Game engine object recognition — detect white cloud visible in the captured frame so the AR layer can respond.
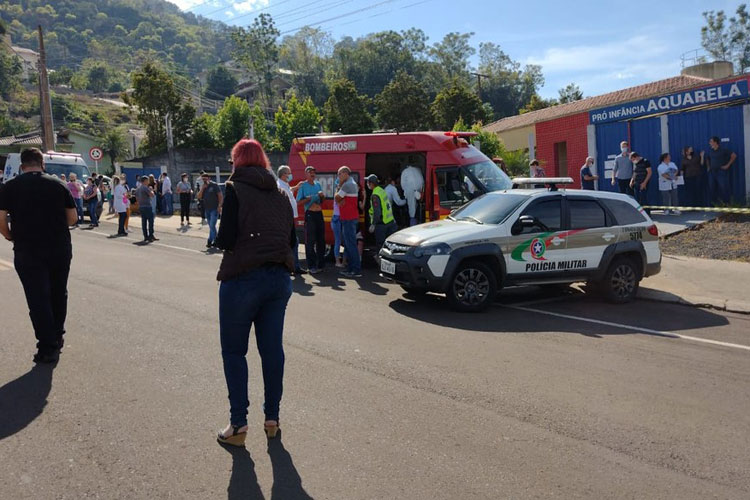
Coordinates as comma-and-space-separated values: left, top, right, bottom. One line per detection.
525, 33, 684, 99
233, 0, 270, 13
225, 10, 235, 18
169, 0, 210, 9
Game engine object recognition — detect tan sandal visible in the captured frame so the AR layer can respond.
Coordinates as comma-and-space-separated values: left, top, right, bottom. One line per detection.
217, 425, 247, 447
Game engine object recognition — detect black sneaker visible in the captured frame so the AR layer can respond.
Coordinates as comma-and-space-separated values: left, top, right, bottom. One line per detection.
293, 268, 307, 275
149, 236, 159, 241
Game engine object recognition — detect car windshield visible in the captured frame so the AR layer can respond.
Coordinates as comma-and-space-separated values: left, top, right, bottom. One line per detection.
449, 193, 527, 224
464, 159, 513, 192
44, 163, 90, 182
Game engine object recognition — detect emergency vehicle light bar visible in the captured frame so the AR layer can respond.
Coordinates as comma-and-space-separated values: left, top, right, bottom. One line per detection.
511, 177, 575, 191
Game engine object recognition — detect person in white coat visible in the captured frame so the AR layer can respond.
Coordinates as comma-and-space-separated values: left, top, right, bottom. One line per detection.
400, 165, 424, 226
657, 152, 681, 215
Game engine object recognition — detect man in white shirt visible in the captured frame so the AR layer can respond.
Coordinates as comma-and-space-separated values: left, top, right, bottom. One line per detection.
385, 175, 407, 228
161, 172, 173, 215
277, 165, 304, 274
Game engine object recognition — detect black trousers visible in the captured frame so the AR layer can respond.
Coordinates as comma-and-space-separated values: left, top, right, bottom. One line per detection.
617, 178, 634, 196
117, 211, 127, 234
179, 193, 191, 222
304, 211, 326, 270
14, 249, 72, 353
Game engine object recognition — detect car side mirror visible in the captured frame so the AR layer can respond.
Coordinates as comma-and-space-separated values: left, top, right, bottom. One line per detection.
511, 215, 537, 235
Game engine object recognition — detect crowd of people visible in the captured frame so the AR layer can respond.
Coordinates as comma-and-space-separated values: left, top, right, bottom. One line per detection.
577, 135, 737, 212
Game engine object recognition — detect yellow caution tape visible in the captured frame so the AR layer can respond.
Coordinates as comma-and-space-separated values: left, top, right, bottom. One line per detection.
641, 205, 750, 214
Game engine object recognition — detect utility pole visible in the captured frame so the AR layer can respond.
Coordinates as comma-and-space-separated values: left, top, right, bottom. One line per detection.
471, 72, 489, 101
37, 26, 55, 152
248, 114, 254, 140
165, 113, 176, 177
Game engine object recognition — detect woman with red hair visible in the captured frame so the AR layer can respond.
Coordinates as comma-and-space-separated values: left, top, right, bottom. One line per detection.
214, 138, 294, 445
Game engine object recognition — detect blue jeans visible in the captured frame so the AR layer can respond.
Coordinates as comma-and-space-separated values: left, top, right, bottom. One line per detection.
206, 209, 219, 244
74, 198, 83, 223
331, 215, 342, 259
709, 169, 731, 205
341, 219, 361, 273
219, 265, 292, 426
163, 192, 173, 215
87, 199, 98, 225
140, 206, 154, 239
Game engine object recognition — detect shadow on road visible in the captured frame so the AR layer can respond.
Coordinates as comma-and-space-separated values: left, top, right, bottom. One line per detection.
267, 431, 314, 500
222, 444, 265, 500
388, 286, 730, 338
0, 364, 55, 440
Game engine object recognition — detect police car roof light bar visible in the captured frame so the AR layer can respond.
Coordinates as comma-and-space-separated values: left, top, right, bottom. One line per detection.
511, 177, 575, 191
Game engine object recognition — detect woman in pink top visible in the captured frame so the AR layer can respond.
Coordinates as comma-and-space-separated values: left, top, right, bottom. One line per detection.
67, 173, 84, 226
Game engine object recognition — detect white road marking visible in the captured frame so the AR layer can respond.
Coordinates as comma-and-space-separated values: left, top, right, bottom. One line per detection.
504, 304, 750, 352
504, 294, 582, 308
82, 230, 211, 255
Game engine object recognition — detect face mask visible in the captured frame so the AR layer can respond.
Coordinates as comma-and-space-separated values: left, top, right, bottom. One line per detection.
287, 174, 293, 182
621, 147, 628, 153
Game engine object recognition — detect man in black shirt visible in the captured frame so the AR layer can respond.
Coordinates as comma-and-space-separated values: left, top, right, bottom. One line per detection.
0, 148, 78, 363
629, 151, 653, 213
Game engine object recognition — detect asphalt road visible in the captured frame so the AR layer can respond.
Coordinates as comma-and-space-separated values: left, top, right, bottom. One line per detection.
1, 224, 749, 499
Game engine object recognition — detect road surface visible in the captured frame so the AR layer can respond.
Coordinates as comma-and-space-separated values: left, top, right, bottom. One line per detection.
1, 226, 749, 499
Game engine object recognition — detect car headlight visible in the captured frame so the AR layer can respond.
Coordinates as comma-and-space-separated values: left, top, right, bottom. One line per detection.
413, 243, 451, 258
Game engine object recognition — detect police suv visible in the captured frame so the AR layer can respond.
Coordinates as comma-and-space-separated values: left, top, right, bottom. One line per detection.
379, 178, 662, 312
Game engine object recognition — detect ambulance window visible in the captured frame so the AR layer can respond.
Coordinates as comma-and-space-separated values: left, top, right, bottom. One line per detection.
601, 199, 647, 225
569, 199, 606, 229
436, 168, 471, 207
520, 199, 561, 233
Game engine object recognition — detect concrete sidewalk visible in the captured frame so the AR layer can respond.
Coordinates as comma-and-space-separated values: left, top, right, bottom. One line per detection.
640, 254, 750, 314
650, 210, 720, 237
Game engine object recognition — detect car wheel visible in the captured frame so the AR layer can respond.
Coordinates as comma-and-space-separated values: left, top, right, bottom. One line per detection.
601, 256, 640, 303
446, 260, 497, 312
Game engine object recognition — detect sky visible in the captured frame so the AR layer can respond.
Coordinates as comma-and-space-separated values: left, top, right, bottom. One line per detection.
170, 0, 745, 100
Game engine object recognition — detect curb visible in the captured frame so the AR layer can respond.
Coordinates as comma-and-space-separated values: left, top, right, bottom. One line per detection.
638, 289, 750, 315
97, 216, 210, 240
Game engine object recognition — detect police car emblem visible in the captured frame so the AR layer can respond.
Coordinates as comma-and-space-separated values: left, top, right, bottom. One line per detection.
530, 238, 546, 260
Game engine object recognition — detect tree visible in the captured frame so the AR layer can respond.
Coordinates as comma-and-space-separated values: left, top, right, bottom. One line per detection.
205, 65, 238, 100
231, 13, 280, 107
86, 62, 110, 93
429, 32, 475, 85
250, 102, 271, 149
0, 45, 22, 100
49, 67, 74, 86
478, 42, 544, 120
702, 5, 750, 73
558, 83, 583, 104
431, 79, 486, 130
323, 79, 374, 134
279, 27, 333, 107
375, 70, 431, 131
123, 62, 195, 155
187, 113, 217, 149
274, 94, 322, 152
100, 128, 130, 172
519, 94, 558, 114
213, 96, 252, 149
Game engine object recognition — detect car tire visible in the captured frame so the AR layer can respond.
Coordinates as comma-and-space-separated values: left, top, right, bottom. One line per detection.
600, 256, 640, 304
446, 260, 497, 312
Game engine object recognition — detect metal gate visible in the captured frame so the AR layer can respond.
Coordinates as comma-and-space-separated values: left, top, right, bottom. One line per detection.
121, 166, 163, 188
594, 121, 628, 193
668, 104, 746, 204
629, 117, 663, 206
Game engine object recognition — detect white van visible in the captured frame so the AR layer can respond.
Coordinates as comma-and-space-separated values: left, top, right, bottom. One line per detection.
2, 151, 92, 184
2, 152, 101, 219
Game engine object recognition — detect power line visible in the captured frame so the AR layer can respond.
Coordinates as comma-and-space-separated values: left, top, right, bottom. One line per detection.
279, 0, 401, 35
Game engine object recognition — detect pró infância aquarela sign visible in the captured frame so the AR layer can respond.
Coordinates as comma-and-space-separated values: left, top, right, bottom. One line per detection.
590, 80, 749, 124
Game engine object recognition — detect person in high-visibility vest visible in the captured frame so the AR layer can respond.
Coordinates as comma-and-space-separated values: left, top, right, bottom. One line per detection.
366, 174, 398, 250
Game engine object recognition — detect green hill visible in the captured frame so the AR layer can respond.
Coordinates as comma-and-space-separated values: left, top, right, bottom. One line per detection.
0, 0, 233, 76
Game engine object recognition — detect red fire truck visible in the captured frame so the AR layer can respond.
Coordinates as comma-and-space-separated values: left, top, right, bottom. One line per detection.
287, 131, 513, 246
